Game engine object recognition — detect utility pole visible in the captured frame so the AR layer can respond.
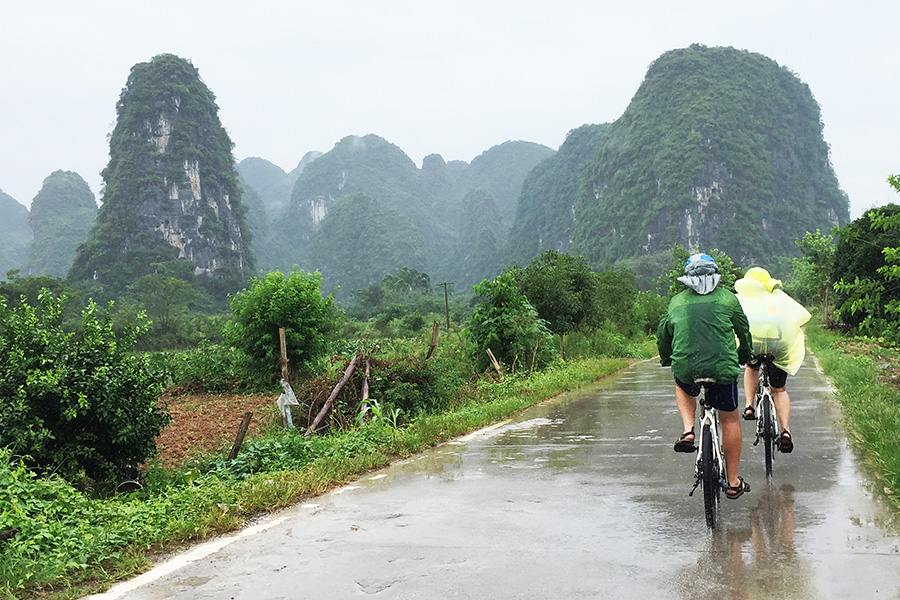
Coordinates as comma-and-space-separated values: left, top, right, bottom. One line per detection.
440, 282, 451, 329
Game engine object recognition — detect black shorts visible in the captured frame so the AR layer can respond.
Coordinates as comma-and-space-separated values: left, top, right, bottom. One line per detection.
747, 358, 788, 389
674, 377, 739, 412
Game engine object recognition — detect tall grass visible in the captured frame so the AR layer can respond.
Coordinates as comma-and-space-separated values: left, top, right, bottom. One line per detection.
805, 319, 900, 506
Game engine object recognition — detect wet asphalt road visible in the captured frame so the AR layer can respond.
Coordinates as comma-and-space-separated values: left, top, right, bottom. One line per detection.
89, 356, 900, 599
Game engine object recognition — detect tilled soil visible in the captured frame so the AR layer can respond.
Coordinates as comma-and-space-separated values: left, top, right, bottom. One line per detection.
154, 391, 282, 468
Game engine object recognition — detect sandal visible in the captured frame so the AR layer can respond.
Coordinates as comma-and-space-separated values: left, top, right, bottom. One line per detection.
725, 477, 750, 499
742, 405, 756, 420
779, 430, 793, 453
674, 428, 696, 453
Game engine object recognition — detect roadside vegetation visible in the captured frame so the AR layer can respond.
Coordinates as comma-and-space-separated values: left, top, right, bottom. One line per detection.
0, 251, 654, 600
8, 179, 900, 598
805, 320, 900, 506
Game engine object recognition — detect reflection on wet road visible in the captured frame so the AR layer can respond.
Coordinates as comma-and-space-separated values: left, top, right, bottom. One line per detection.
90, 357, 900, 599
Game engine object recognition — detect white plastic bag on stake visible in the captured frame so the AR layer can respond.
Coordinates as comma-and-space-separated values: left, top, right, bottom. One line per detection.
276, 378, 300, 428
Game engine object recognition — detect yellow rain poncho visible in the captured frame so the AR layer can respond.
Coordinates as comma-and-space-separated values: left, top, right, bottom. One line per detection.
735, 268, 811, 375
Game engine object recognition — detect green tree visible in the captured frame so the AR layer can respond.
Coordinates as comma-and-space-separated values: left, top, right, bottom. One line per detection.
789, 230, 836, 324
518, 250, 604, 355
467, 269, 557, 372
124, 274, 198, 349
223, 269, 343, 380
0, 290, 169, 481
594, 269, 641, 334
382, 267, 431, 298
832, 203, 900, 339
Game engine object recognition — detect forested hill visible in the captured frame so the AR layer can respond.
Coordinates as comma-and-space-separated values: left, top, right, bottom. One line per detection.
23, 170, 97, 279
563, 44, 849, 269
248, 135, 553, 295
69, 53, 254, 302
0, 190, 31, 278
505, 124, 611, 265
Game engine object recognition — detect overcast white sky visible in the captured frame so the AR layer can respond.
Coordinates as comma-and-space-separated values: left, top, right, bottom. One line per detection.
1, 0, 897, 219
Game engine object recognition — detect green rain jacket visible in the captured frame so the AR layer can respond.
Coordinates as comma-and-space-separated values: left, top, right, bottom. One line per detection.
657, 286, 752, 384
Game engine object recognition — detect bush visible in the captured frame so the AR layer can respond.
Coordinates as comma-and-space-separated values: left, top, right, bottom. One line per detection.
224, 269, 343, 382
467, 270, 557, 372
0, 291, 169, 481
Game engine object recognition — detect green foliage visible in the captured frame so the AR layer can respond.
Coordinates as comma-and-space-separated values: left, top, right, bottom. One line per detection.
571, 45, 848, 268
345, 267, 451, 330
0, 191, 30, 279
831, 204, 900, 341
0, 291, 169, 481
452, 189, 505, 288
224, 269, 343, 381
124, 274, 198, 348
23, 170, 97, 279
310, 193, 428, 299
805, 321, 900, 509
466, 269, 557, 372
787, 229, 836, 323
518, 250, 604, 335
506, 124, 610, 266
144, 342, 251, 393
367, 355, 456, 418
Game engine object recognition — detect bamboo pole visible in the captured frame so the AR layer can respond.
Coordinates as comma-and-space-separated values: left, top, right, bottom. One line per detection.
305, 353, 360, 438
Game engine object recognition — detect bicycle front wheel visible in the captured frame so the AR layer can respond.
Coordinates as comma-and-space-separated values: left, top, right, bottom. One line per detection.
700, 423, 719, 528
762, 396, 776, 477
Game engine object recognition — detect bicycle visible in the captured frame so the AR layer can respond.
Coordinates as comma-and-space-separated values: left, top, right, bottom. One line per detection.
688, 380, 728, 528
750, 354, 779, 477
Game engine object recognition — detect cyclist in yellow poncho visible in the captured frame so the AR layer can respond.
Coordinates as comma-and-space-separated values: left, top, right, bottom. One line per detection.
735, 267, 811, 453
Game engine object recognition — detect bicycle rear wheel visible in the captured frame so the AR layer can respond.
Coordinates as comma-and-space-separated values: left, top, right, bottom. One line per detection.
700, 423, 719, 528
762, 395, 776, 477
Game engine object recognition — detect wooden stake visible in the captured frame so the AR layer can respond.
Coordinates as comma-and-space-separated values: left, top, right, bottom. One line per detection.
306, 353, 360, 438
228, 412, 253, 460
279, 327, 289, 382
425, 321, 440, 359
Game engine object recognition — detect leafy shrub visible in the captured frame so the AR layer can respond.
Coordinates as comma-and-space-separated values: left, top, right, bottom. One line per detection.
466, 270, 557, 372
0, 291, 169, 481
145, 343, 254, 392
368, 355, 456, 417
224, 269, 343, 382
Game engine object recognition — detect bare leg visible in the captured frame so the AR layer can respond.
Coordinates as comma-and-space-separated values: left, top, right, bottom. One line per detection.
772, 387, 791, 432
743, 365, 759, 411
674, 384, 696, 436
720, 408, 743, 488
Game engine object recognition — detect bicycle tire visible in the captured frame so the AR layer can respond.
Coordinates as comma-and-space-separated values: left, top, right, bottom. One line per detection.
700, 423, 719, 528
762, 395, 775, 477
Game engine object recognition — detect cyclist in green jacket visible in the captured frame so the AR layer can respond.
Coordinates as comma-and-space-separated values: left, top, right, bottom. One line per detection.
658, 253, 753, 499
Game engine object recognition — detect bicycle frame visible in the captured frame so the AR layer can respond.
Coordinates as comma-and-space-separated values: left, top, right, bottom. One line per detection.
752, 356, 779, 476
689, 384, 728, 527
693, 397, 727, 489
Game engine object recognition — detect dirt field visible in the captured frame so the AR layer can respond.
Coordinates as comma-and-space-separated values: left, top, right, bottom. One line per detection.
154, 391, 282, 468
